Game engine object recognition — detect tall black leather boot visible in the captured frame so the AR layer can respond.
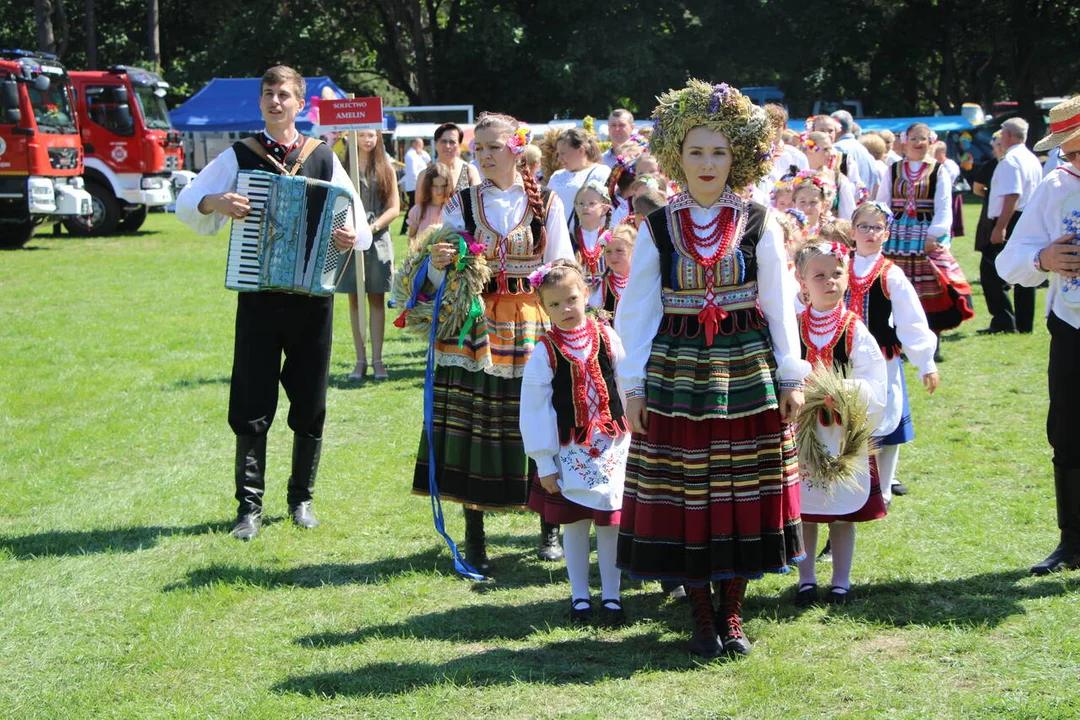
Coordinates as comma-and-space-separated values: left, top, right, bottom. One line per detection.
232, 435, 267, 540
687, 584, 721, 659
715, 577, 751, 657
1031, 466, 1080, 575
287, 435, 322, 529
537, 520, 563, 561
463, 507, 490, 575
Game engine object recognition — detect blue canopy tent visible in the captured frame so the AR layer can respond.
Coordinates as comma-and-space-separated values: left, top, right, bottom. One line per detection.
170, 76, 396, 133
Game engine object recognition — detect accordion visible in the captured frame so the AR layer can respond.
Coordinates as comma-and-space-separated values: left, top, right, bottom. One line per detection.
226, 169, 353, 296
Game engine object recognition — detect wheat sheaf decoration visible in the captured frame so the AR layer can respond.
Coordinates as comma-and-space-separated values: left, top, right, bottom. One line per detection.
794, 365, 876, 492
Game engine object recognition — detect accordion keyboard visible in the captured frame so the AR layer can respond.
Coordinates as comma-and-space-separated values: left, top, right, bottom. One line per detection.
225, 172, 273, 290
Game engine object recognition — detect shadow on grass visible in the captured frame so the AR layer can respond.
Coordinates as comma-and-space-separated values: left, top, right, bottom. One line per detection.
163, 548, 448, 591
328, 365, 427, 389
0, 521, 227, 559
277, 634, 705, 696
166, 376, 231, 390
825, 569, 1080, 628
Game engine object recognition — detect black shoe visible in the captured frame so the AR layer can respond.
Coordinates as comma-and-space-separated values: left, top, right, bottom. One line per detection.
289, 501, 319, 529
231, 512, 261, 540
891, 481, 909, 496
537, 520, 563, 561
1031, 534, 1080, 576
721, 628, 752, 657
599, 598, 627, 627
463, 508, 491, 576
570, 598, 593, 624
827, 585, 852, 605
817, 540, 833, 563
690, 633, 723, 659
794, 582, 819, 607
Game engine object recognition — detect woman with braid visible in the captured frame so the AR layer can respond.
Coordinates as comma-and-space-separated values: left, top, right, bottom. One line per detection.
410, 112, 573, 574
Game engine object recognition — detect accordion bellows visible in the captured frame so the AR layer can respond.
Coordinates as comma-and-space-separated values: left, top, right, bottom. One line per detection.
226, 169, 353, 296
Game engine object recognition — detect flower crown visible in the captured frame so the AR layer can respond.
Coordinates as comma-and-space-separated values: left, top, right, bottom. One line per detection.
862, 201, 894, 225
528, 262, 554, 287
793, 169, 833, 193
815, 241, 850, 264
900, 128, 938, 144
580, 178, 612, 204
801, 133, 818, 151
785, 207, 809, 228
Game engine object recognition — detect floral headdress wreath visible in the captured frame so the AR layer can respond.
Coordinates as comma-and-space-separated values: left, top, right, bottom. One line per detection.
793, 169, 834, 196
800, 133, 818, 152
581, 178, 613, 205
899, 128, 938, 144
863, 201, 894, 226
648, 79, 773, 189
607, 156, 636, 206
815, 241, 850, 265
785, 207, 809, 228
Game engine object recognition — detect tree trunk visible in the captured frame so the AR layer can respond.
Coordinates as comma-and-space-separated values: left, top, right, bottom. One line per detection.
85, 0, 97, 69
35, 0, 56, 54
148, 0, 161, 70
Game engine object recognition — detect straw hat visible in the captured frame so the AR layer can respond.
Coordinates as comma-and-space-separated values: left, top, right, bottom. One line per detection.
1034, 96, 1080, 152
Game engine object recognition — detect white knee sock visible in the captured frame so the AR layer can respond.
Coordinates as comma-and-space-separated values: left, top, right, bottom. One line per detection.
829, 521, 856, 590
595, 524, 621, 603
562, 520, 593, 601
878, 444, 900, 504
799, 522, 819, 586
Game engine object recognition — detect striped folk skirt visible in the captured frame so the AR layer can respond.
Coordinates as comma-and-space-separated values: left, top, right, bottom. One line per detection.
616, 318, 805, 585
883, 217, 974, 333
412, 290, 547, 511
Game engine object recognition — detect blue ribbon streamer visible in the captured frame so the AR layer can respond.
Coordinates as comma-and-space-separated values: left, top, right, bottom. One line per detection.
423, 262, 486, 580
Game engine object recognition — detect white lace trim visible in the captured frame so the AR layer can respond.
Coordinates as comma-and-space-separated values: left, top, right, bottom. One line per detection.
434, 352, 528, 379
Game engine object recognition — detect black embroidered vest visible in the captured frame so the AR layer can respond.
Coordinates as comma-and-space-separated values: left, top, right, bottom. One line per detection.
542, 329, 627, 446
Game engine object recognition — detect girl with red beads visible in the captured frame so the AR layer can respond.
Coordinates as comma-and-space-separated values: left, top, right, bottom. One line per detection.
791, 241, 888, 607
615, 81, 809, 660
570, 180, 614, 309
522, 259, 631, 626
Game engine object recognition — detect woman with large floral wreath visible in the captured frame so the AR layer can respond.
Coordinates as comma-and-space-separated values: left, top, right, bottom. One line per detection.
615, 80, 809, 660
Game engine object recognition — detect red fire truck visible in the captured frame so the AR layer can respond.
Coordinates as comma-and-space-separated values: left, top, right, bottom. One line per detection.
65, 65, 183, 235
0, 49, 92, 249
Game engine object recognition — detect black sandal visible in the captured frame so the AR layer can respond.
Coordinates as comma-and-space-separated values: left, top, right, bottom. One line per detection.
569, 597, 593, 623
794, 582, 819, 607
598, 598, 626, 627
827, 585, 852, 605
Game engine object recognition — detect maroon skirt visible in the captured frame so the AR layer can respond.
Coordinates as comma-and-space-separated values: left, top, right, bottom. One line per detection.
527, 475, 621, 526
616, 409, 805, 585
802, 455, 887, 524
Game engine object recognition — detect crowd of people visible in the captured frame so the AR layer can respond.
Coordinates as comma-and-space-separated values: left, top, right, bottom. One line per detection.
176, 66, 1080, 662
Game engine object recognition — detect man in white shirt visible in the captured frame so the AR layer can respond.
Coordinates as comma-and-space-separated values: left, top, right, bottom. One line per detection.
176, 66, 369, 540
995, 95, 1080, 575
402, 137, 431, 235
601, 109, 634, 167
832, 110, 876, 194
983, 117, 1044, 333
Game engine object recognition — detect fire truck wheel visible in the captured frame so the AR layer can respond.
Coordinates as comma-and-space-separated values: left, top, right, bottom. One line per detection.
63, 182, 120, 236
117, 206, 148, 233
0, 219, 36, 249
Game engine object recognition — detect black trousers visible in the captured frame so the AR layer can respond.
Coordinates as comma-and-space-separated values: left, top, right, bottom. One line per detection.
980, 213, 1035, 332
228, 292, 333, 439
1048, 313, 1080, 469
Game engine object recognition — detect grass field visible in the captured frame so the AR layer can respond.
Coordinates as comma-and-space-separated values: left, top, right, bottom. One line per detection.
1, 201, 1078, 719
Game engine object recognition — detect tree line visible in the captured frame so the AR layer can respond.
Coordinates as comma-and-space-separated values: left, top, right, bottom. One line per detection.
8, 0, 1080, 124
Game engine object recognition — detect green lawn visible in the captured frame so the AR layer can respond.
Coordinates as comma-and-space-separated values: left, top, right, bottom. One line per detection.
1, 202, 1077, 719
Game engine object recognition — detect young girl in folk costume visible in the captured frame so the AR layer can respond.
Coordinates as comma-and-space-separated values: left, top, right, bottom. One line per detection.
339, 129, 401, 380
408, 112, 573, 574
571, 180, 614, 305
803, 131, 856, 220
846, 202, 939, 503
406, 163, 454, 241
792, 171, 835, 239
607, 155, 638, 227
792, 241, 888, 606
596, 224, 636, 314
522, 260, 631, 625
876, 122, 974, 350
616, 81, 808, 660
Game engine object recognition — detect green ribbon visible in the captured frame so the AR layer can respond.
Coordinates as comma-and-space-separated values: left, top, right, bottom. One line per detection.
451, 233, 485, 348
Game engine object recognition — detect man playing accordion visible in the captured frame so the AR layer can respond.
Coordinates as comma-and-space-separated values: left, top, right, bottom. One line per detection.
177, 65, 370, 540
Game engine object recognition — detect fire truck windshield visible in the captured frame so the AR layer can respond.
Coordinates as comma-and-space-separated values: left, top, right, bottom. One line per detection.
133, 86, 172, 130
29, 77, 77, 134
